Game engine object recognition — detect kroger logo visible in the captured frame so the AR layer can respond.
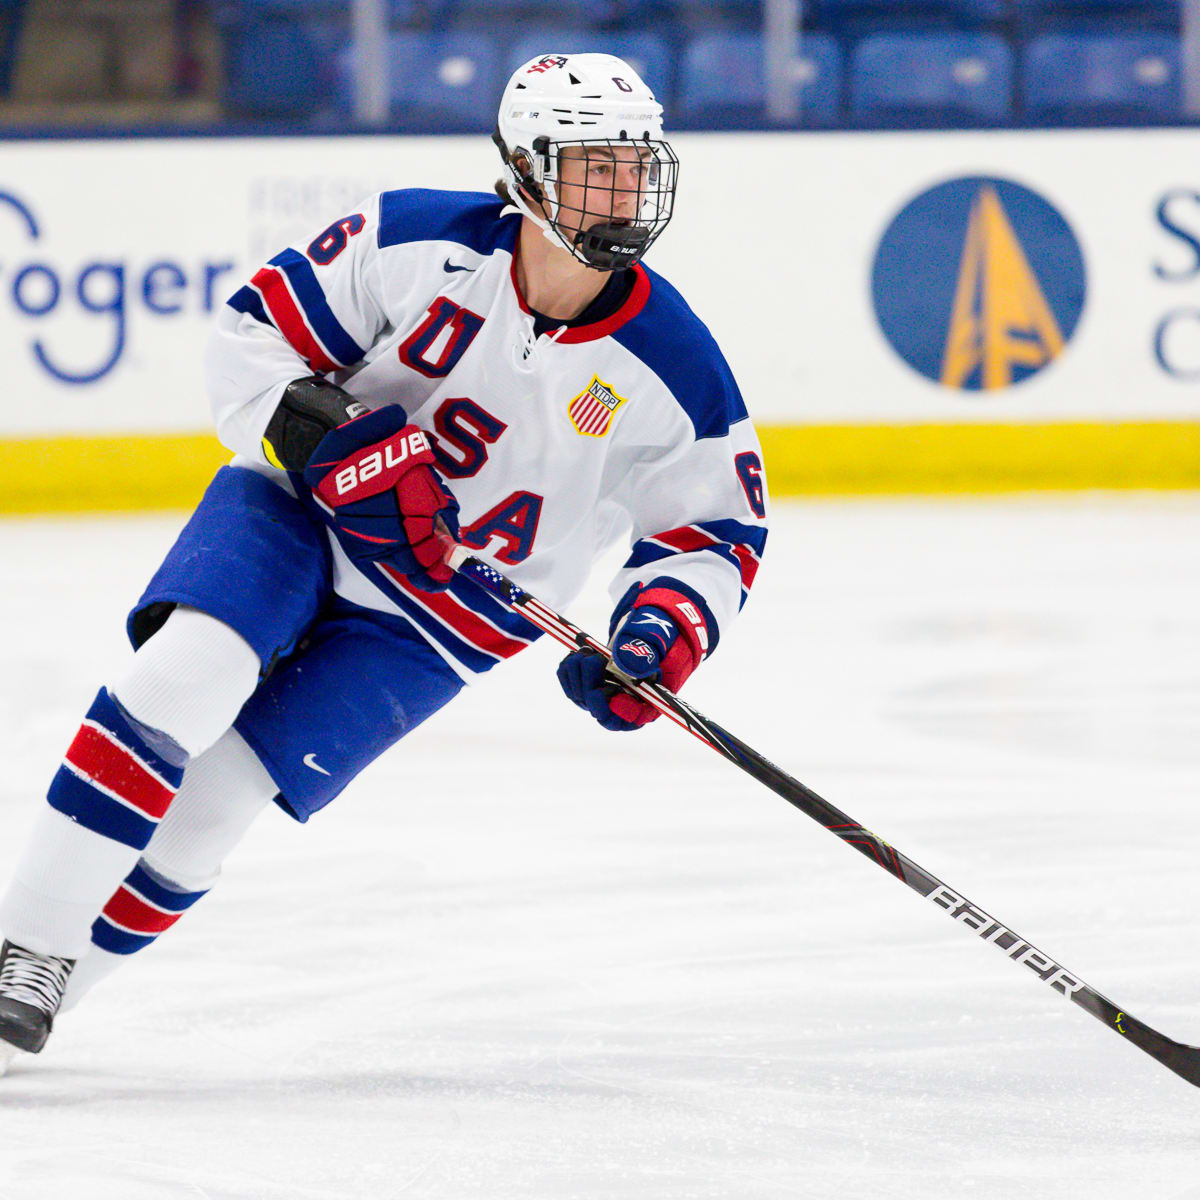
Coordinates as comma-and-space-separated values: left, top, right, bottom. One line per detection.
871, 176, 1086, 391
0, 190, 236, 385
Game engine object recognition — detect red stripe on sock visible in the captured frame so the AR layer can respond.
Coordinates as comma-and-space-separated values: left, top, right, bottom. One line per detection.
102, 886, 182, 935
64, 726, 176, 819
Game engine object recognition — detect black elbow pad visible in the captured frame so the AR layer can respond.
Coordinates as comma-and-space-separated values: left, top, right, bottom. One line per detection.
262, 376, 367, 471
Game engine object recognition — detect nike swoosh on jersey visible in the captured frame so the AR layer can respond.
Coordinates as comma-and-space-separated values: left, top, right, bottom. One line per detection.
443, 259, 475, 273
303, 753, 332, 776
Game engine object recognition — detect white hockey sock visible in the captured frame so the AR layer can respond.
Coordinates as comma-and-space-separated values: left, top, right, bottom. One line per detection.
0, 807, 142, 959
59, 730, 278, 1013
110, 605, 262, 761
0, 608, 262, 961
142, 728, 278, 882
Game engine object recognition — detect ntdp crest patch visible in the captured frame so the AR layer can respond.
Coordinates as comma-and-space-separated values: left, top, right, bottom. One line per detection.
568, 374, 628, 437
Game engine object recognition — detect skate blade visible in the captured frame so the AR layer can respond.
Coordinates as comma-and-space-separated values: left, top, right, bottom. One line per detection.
0, 1040, 19, 1077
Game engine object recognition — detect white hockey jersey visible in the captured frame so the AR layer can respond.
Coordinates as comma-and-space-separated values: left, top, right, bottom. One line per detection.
206, 189, 768, 680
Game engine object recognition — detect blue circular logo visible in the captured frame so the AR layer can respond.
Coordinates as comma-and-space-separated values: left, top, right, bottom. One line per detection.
871, 176, 1086, 391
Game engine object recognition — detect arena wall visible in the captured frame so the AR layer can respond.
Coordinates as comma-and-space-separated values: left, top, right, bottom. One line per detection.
0, 129, 1197, 512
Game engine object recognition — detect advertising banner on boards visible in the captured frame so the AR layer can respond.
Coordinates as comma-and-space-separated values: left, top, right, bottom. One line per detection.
0, 129, 1196, 503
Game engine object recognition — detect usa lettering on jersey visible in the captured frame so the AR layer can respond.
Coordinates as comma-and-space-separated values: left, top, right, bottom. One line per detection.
209, 188, 769, 680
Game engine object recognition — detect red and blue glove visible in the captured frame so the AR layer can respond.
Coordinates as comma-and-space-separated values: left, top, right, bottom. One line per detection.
557, 586, 709, 731
302, 406, 460, 591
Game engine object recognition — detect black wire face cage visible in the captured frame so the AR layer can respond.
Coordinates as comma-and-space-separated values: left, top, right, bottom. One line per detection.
525, 135, 679, 272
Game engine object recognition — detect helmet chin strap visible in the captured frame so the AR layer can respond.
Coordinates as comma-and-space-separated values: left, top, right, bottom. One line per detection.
503, 150, 658, 272
574, 222, 651, 272
505, 166, 597, 268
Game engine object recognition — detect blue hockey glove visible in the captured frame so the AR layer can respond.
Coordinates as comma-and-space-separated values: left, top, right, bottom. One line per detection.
557, 586, 709, 731
302, 406, 460, 591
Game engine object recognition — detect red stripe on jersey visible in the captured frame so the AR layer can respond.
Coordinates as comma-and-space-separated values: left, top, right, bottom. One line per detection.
63, 726, 176, 819
250, 266, 340, 374
653, 524, 759, 591
102, 886, 182, 935
729, 543, 759, 591
651, 526, 715, 555
381, 566, 530, 659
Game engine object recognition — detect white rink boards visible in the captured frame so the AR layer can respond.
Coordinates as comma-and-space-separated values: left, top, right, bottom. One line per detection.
2, 128, 1200, 432
2, 129, 1200, 512
0, 496, 1197, 1199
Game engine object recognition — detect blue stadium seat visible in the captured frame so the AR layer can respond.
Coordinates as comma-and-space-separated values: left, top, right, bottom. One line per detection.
222, 17, 334, 119
658, 0, 761, 13
502, 33, 674, 108
0, 0, 26, 99
443, 0, 621, 18
1011, 0, 1177, 29
678, 32, 843, 126
530, 0, 627, 19
219, 0, 335, 10
850, 32, 1012, 126
814, 0, 1008, 29
644, 0, 769, 33
387, 0, 451, 21
218, 1, 451, 27
335, 32, 502, 131
1022, 33, 1180, 123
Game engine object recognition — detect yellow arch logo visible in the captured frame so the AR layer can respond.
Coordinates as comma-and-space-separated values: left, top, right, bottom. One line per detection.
872, 176, 1085, 392
941, 185, 1065, 390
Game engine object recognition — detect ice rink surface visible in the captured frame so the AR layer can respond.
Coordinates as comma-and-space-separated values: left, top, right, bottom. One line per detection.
0, 495, 1197, 1200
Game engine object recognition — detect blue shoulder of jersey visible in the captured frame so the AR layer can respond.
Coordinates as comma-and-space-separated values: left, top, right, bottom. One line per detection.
613, 266, 750, 442
377, 189, 520, 257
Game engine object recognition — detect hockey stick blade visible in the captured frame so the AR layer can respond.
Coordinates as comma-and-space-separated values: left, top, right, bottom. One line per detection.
447, 547, 1200, 1088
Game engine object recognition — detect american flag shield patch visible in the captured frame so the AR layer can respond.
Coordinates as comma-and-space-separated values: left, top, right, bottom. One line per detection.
567, 375, 628, 437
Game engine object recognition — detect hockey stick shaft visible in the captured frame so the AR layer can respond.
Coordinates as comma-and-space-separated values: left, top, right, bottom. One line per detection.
448, 547, 1200, 1088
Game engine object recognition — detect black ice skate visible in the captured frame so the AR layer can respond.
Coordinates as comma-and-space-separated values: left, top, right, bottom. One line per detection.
0, 939, 75, 1057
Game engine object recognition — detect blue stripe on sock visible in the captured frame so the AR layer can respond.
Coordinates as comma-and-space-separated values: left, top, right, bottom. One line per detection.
47, 766, 157, 849
90, 916, 156, 955
126, 862, 207, 913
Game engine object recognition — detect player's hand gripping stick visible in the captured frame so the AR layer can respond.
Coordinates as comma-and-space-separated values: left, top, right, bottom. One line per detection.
557, 589, 706, 731
303, 407, 460, 591
443, 543, 1200, 1090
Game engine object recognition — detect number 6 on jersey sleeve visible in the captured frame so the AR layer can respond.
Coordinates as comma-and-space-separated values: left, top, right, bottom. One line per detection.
735, 452, 766, 519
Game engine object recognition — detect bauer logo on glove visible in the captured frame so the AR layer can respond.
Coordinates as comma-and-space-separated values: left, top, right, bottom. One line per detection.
328, 430, 434, 500
301, 406, 460, 592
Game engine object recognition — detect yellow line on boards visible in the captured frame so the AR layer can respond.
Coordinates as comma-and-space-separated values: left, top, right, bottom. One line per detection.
758, 421, 1200, 495
0, 433, 232, 515
0, 422, 1197, 515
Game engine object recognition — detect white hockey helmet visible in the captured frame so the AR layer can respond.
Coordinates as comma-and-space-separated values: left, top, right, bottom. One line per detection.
493, 52, 679, 271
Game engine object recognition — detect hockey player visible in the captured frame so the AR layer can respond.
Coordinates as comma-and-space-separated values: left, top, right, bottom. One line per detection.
0, 52, 768, 1070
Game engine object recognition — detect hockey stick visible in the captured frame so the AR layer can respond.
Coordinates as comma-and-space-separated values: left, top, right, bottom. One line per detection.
447, 546, 1200, 1088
